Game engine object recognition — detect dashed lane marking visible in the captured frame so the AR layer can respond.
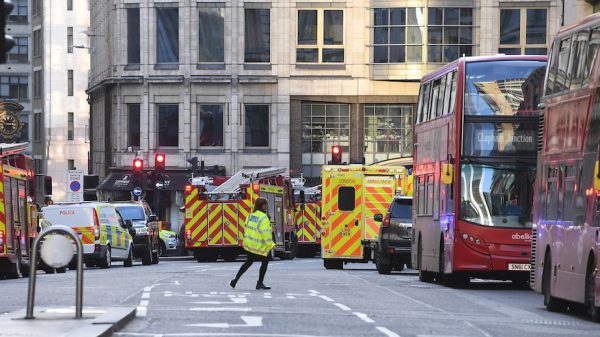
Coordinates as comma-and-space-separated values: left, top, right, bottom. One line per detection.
333, 303, 351, 311
318, 295, 334, 302
353, 312, 375, 324
115, 333, 336, 337
189, 307, 252, 312
377, 327, 401, 337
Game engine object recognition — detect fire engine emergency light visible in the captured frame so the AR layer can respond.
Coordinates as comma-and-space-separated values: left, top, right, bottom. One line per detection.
40, 234, 74, 268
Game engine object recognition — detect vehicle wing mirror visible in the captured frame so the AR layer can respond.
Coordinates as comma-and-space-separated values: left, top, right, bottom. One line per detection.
123, 219, 133, 228
128, 227, 136, 237
442, 163, 454, 185
149, 214, 158, 222
374, 213, 383, 222
594, 161, 600, 190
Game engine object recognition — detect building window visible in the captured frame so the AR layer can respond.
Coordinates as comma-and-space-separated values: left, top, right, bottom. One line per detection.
9, 0, 27, 24
244, 8, 270, 63
0, 76, 28, 100
127, 7, 140, 65
199, 104, 224, 147
8, 37, 28, 63
364, 104, 413, 165
67, 70, 73, 96
499, 8, 547, 55
67, 112, 74, 140
68, 160, 75, 170
427, 7, 473, 62
67, 0, 72, 11
198, 6, 224, 63
158, 104, 179, 147
128, 104, 140, 147
33, 70, 42, 98
33, 30, 42, 57
34, 113, 42, 141
156, 7, 179, 64
244, 104, 269, 147
19, 113, 28, 142
67, 27, 73, 53
301, 103, 350, 180
33, 0, 42, 17
297, 9, 344, 63
373, 8, 423, 63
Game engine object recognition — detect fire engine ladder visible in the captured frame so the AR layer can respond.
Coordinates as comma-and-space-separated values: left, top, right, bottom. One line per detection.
207, 167, 287, 195
0, 142, 27, 157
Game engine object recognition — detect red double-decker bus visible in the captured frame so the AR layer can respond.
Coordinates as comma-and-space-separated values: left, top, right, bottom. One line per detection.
530, 13, 600, 321
411, 55, 546, 286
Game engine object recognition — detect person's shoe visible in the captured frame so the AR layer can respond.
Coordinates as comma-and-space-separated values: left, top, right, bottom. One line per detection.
256, 283, 271, 290
230, 279, 237, 288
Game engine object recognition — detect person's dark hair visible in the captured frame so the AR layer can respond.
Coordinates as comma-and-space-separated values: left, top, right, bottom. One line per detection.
253, 198, 268, 213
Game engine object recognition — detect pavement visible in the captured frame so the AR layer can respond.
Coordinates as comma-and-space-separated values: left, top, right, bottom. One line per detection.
1, 257, 599, 337
0, 306, 135, 337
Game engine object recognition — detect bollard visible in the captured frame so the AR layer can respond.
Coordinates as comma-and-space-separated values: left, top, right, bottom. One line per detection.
25, 225, 84, 319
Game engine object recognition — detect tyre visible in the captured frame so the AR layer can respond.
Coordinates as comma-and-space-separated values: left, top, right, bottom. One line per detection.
543, 252, 564, 312
56, 267, 66, 273
159, 241, 166, 257
323, 259, 343, 270
586, 258, 600, 322
152, 245, 160, 264
375, 251, 392, 275
85, 261, 96, 268
98, 246, 112, 269
418, 239, 434, 283
282, 236, 298, 260
6, 246, 22, 279
393, 264, 405, 272
142, 245, 153, 265
124, 247, 133, 268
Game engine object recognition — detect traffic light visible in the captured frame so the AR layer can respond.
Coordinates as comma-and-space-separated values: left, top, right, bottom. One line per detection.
331, 145, 342, 165
44, 176, 52, 196
155, 152, 165, 172
133, 158, 143, 172
132, 158, 143, 189
0, 1, 15, 64
187, 157, 199, 174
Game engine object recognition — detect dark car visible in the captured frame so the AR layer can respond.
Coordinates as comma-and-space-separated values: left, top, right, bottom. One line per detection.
114, 201, 160, 265
373, 196, 413, 274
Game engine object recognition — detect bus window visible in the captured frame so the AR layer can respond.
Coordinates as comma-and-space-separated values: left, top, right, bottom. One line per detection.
420, 84, 431, 124
426, 174, 434, 216
545, 41, 558, 95
416, 87, 425, 124
546, 166, 559, 221
417, 175, 426, 216
429, 80, 440, 121
563, 165, 576, 221
448, 71, 457, 115
436, 76, 446, 118
337, 187, 355, 211
583, 28, 600, 87
569, 31, 589, 90
554, 37, 572, 93
443, 72, 452, 116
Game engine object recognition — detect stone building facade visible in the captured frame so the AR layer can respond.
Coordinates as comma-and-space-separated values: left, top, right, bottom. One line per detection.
88, 0, 561, 230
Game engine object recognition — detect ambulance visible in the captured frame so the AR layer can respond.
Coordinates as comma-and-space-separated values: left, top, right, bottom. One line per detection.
184, 167, 299, 261
294, 184, 322, 258
320, 165, 408, 269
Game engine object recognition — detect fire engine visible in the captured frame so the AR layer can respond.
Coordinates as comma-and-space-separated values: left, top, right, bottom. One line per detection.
0, 143, 39, 279
184, 167, 299, 262
293, 182, 322, 258
320, 165, 408, 269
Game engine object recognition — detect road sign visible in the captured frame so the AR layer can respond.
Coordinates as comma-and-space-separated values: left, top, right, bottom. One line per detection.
132, 186, 143, 196
66, 170, 84, 202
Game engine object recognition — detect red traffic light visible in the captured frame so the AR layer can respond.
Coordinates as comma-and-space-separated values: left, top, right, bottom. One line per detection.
133, 158, 143, 171
155, 152, 166, 172
332, 145, 342, 164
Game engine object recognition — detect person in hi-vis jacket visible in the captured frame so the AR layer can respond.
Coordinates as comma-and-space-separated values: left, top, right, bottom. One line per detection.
230, 198, 275, 290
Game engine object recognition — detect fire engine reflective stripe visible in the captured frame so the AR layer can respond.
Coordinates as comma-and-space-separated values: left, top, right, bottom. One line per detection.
364, 184, 394, 240
70, 226, 95, 244
0, 178, 6, 255
189, 201, 209, 246
294, 209, 304, 242
222, 204, 239, 245
299, 204, 318, 243
208, 204, 223, 245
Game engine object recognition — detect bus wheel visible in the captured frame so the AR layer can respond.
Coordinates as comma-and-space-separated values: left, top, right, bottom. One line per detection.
543, 253, 564, 312
586, 258, 600, 322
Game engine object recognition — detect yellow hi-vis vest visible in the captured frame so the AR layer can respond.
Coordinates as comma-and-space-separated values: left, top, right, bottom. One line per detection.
243, 210, 276, 257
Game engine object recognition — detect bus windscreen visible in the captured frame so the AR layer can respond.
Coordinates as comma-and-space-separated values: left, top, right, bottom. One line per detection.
464, 60, 546, 116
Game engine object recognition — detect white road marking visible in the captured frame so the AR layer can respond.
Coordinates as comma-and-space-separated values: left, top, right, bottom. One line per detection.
135, 306, 147, 318
353, 312, 375, 323
141, 292, 150, 299
286, 295, 295, 299
143, 287, 152, 292
139, 300, 149, 307
463, 321, 493, 337
308, 290, 320, 295
191, 297, 248, 304
319, 295, 334, 302
115, 332, 335, 337
377, 327, 400, 337
333, 303, 351, 311
186, 316, 263, 328
190, 307, 252, 312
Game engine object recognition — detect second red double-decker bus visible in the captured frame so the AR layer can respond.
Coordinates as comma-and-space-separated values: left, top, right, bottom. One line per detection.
411, 55, 546, 286
531, 13, 600, 322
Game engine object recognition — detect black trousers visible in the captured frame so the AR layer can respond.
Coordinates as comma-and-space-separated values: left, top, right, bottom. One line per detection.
235, 251, 269, 284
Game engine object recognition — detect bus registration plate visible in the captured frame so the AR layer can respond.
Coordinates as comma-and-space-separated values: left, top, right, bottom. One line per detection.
508, 263, 531, 271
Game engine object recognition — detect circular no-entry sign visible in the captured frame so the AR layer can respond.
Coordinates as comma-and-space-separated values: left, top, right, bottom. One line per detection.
69, 181, 81, 192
